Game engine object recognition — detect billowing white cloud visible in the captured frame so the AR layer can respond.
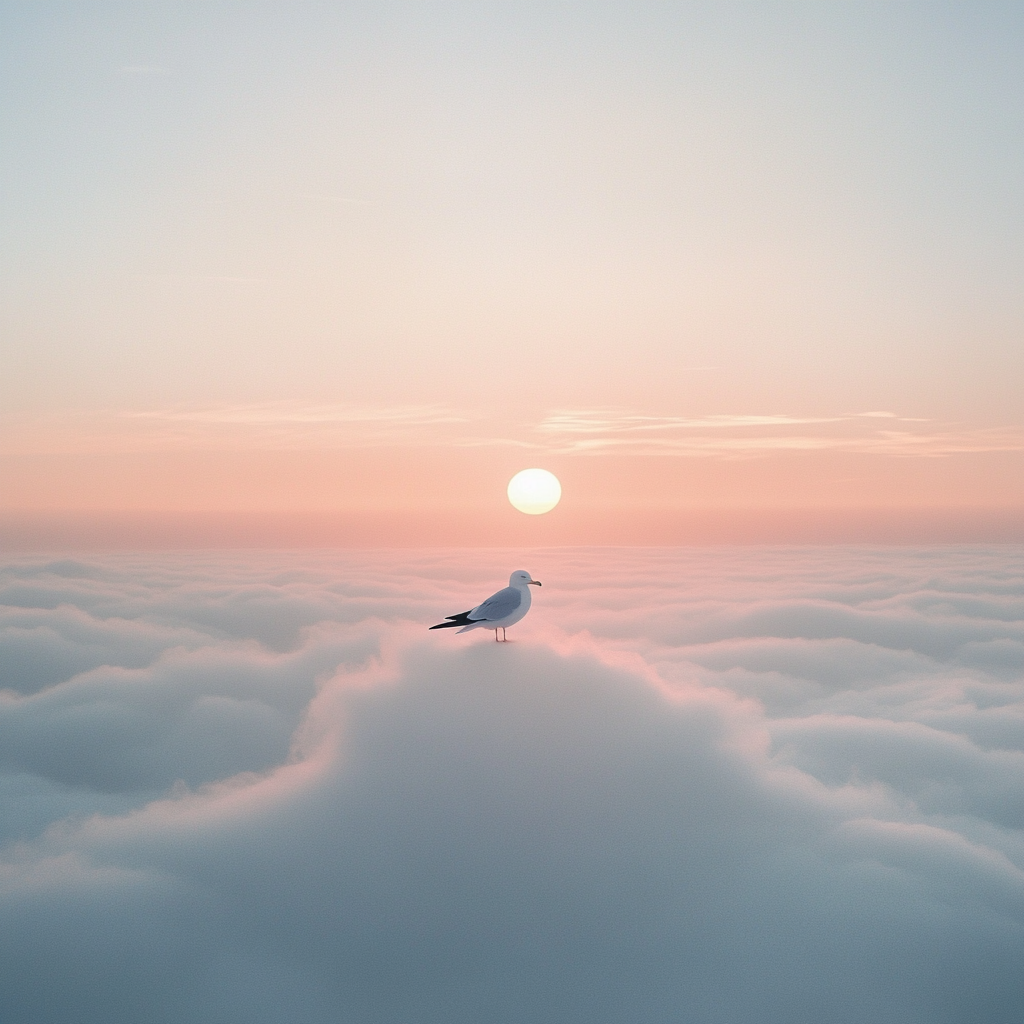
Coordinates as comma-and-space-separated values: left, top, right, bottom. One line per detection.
1, 548, 1023, 1022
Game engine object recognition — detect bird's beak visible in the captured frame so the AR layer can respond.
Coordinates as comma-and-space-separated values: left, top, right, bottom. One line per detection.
529, 580, 542, 586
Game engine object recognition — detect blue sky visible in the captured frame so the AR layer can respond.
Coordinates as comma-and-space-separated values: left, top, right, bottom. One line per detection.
3, 2, 1023, 416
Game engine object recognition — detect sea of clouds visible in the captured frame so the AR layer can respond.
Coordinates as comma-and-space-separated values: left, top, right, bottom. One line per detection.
1, 546, 1023, 1023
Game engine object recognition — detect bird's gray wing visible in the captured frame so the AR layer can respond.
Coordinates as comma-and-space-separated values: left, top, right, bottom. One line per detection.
470, 586, 522, 621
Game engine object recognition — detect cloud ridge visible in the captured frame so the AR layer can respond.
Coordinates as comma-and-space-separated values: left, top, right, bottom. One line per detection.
1, 547, 1023, 1022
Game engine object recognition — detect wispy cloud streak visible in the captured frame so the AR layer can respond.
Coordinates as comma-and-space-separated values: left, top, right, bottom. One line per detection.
535, 409, 1024, 457
2, 404, 471, 454
4, 404, 1024, 461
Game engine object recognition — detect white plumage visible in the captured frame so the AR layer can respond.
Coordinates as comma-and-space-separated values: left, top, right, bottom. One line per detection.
429, 570, 542, 642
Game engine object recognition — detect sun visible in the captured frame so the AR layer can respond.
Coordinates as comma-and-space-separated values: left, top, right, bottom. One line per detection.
507, 468, 562, 515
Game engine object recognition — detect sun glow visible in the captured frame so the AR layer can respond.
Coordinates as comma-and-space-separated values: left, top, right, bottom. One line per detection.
507, 468, 562, 515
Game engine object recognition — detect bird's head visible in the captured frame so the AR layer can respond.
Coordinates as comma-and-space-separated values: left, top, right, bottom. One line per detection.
510, 570, 542, 587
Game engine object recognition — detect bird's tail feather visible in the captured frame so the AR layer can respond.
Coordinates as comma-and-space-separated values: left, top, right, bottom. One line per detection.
429, 610, 476, 630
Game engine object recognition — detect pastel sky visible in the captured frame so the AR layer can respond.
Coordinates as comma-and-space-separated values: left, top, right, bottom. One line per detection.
2, 2, 1023, 545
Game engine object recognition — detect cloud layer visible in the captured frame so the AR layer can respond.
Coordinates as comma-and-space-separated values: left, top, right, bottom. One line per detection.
1, 547, 1023, 1022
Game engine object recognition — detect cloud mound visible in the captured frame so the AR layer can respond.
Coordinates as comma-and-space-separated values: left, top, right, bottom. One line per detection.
1, 548, 1023, 1023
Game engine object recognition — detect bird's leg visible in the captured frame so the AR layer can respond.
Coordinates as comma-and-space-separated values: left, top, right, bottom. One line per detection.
501, 627, 507, 642
494, 629, 499, 642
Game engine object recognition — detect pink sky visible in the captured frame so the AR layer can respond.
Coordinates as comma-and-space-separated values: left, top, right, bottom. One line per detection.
2, 5, 1022, 546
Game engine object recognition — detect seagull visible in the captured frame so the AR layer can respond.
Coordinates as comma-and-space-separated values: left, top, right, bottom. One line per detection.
429, 570, 542, 642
